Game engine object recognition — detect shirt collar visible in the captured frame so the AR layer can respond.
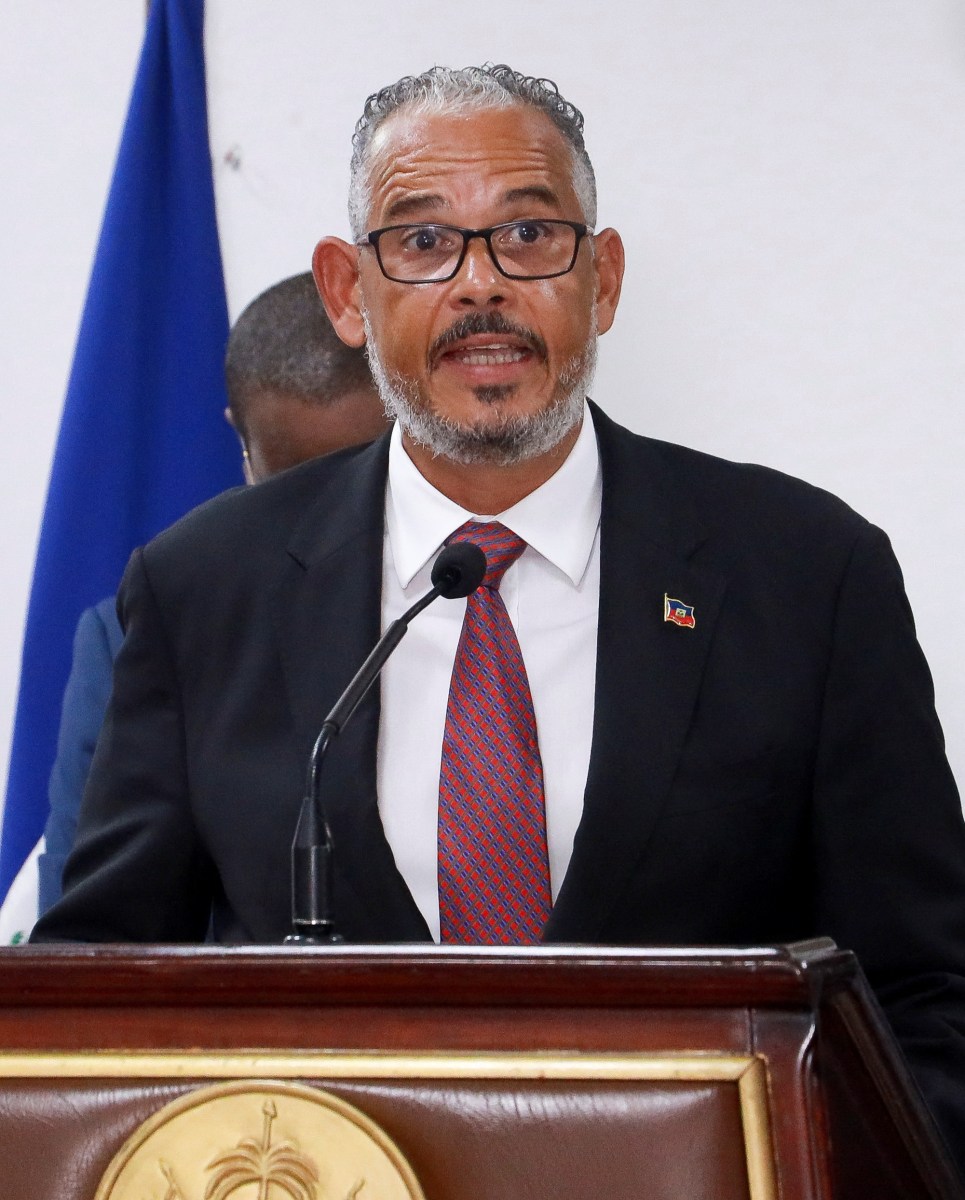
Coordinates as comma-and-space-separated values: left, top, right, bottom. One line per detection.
386, 402, 602, 589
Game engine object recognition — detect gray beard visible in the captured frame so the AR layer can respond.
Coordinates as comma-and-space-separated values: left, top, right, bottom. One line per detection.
362, 309, 597, 467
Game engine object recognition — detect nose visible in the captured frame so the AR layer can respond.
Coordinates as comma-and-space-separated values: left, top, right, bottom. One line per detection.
450, 233, 507, 308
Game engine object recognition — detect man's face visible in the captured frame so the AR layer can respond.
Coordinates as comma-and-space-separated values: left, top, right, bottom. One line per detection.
354, 105, 615, 462
231, 390, 390, 484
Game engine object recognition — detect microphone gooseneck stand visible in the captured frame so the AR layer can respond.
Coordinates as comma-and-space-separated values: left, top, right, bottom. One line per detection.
286, 540, 487, 944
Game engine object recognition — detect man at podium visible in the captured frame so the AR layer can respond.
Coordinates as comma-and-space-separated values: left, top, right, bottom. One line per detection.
33, 64, 965, 1173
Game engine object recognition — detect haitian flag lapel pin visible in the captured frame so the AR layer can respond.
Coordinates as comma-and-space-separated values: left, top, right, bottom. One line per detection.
664, 594, 696, 629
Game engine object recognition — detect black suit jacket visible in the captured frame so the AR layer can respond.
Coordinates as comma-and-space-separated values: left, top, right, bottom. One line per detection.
34, 405, 965, 1170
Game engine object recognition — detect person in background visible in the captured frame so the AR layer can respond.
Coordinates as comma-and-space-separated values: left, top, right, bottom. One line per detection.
35, 272, 387, 913
223, 272, 386, 483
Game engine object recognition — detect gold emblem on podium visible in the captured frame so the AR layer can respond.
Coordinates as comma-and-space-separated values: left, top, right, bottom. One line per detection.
93, 1080, 425, 1200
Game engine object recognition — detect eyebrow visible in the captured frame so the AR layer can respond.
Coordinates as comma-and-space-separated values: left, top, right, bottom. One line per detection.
382, 185, 565, 225
383, 193, 448, 222
503, 186, 563, 210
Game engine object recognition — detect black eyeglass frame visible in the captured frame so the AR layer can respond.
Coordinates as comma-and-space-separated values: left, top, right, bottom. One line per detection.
357, 219, 592, 284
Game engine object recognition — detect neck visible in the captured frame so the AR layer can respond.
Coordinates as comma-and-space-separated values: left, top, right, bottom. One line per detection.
401, 421, 581, 514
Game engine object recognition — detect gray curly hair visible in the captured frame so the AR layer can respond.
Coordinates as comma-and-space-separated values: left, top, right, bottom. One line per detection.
347, 64, 597, 238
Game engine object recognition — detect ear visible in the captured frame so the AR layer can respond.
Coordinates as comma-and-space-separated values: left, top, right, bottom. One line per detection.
222, 406, 254, 484
590, 227, 625, 336
313, 237, 366, 347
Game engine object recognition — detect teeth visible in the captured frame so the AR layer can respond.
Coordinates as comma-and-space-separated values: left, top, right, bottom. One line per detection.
456, 347, 526, 366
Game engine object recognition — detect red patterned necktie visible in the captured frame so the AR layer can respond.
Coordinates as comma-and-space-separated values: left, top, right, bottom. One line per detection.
438, 520, 551, 944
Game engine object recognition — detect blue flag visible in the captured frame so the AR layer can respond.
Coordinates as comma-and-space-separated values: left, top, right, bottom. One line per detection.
0, 0, 242, 902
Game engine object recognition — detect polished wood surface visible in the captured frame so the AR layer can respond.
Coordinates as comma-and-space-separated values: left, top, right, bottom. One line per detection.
0, 939, 853, 1009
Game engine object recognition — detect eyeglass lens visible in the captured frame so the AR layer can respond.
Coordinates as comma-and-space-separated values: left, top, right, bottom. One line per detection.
376, 221, 580, 281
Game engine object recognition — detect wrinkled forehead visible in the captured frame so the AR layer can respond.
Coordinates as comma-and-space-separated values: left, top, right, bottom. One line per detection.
362, 103, 584, 226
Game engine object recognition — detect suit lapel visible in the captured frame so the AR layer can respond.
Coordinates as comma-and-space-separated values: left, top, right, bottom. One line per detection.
546, 407, 728, 942
272, 437, 431, 941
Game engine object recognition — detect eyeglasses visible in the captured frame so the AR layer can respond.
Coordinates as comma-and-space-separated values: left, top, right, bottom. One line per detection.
358, 219, 591, 284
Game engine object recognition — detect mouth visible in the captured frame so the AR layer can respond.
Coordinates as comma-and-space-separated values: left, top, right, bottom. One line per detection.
429, 316, 546, 385
441, 339, 532, 368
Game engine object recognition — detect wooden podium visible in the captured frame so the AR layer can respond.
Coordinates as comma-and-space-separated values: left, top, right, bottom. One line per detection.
0, 939, 959, 1198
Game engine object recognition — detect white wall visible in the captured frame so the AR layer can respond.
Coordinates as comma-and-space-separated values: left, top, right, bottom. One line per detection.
2, 1, 963, 809
0, 2, 144, 806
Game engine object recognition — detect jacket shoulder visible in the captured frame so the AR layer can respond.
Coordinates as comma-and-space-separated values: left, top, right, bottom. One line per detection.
592, 404, 873, 546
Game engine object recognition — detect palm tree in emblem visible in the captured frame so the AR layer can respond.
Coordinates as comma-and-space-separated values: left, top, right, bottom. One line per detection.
205, 1099, 319, 1200
158, 1160, 186, 1200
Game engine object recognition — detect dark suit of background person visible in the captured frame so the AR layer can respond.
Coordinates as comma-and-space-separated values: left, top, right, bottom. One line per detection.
31, 65, 965, 1174
37, 598, 122, 914
35, 272, 387, 914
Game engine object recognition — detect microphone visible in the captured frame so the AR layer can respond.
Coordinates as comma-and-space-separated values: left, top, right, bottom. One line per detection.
286, 538, 487, 944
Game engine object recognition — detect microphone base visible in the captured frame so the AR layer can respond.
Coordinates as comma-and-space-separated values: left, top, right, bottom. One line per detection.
284, 926, 344, 946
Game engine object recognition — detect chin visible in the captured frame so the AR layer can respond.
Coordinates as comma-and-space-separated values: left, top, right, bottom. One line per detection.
396, 384, 585, 467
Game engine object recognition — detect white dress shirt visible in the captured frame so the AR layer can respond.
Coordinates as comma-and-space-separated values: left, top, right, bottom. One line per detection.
377, 403, 602, 940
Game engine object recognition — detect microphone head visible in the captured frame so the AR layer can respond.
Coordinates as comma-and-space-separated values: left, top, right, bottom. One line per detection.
431, 541, 487, 599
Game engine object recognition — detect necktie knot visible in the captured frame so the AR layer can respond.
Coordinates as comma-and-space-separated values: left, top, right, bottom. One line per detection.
448, 521, 526, 590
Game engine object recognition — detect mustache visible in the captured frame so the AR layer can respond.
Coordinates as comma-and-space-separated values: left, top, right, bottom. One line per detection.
429, 313, 547, 364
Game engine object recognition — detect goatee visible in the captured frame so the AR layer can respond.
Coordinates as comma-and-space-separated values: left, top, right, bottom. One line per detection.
362, 308, 597, 467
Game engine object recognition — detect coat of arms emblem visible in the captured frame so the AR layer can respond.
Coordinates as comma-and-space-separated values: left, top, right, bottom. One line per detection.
93, 1080, 424, 1200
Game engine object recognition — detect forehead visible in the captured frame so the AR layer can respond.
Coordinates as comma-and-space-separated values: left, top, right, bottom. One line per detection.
363, 104, 582, 225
